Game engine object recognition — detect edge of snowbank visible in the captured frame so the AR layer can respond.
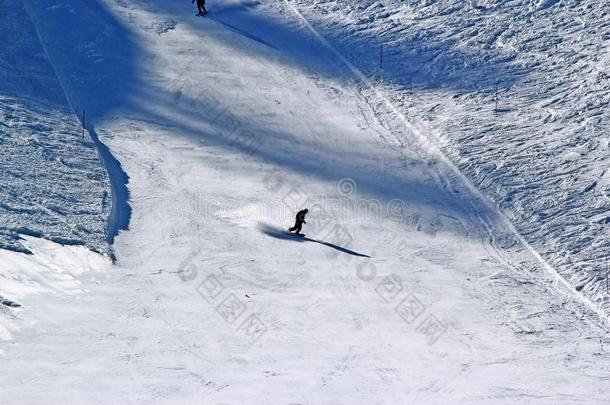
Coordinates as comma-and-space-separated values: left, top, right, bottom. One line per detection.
85, 126, 131, 255
22, 1, 131, 259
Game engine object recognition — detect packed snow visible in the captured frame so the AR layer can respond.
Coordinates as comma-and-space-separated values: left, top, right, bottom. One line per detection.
1, 0, 609, 403
276, 0, 610, 314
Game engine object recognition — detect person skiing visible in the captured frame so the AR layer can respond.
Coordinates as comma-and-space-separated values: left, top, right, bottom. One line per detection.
193, 0, 207, 16
288, 208, 308, 235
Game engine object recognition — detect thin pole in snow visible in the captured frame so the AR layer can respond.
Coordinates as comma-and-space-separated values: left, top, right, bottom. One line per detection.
606, 257, 610, 295
494, 83, 499, 114
82, 109, 86, 139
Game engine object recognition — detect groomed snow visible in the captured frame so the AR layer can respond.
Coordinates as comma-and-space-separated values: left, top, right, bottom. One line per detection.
1, 0, 609, 403
277, 0, 610, 315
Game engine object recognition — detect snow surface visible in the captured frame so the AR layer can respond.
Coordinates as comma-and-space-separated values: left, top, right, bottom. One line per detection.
0, 0, 111, 254
276, 0, 610, 314
1, 0, 610, 403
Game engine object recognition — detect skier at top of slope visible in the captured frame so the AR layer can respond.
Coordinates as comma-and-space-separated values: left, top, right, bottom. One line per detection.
193, 0, 207, 16
288, 208, 308, 236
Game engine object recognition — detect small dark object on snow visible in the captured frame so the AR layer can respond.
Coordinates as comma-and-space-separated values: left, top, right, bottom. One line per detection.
288, 208, 308, 236
1, 297, 21, 308
193, 0, 207, 16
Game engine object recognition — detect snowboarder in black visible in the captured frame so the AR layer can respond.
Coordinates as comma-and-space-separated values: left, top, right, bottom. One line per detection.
288, 208, 308, 235
193, 0, 207, 16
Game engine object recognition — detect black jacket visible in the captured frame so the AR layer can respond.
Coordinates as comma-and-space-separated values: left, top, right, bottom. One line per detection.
295, 210, 307, 224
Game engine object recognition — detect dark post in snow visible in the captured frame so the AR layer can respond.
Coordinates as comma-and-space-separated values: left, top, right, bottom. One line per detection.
494, 83, 499, 114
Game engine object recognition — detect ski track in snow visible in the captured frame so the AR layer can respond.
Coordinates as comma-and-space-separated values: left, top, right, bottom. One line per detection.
278, 0, 610, 324
277, 0, 610, 317
1, 0, 609, 403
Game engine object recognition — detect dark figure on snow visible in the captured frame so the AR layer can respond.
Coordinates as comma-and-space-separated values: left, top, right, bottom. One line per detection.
193, 0, 207, 16
288, 208, 308, 235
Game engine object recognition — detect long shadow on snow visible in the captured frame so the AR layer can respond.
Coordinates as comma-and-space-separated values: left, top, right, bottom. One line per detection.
258, 223, 371, 258
184, 1, 525, 91
24, 0, 139, 245
0, 0, 66, 108
24, 0, 526, 116
22, 0, 519, 247
128, 92, 472, 223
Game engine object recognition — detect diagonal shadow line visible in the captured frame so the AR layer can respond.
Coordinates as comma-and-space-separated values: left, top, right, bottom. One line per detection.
207, 16, 278, 50
304, 237, 371, 258
23, 0, 502, 254
258, 223, 371, 258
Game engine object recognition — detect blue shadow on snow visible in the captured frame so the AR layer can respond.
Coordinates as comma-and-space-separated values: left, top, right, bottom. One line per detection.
20, 0, 527, 252
258, 223, 371, 258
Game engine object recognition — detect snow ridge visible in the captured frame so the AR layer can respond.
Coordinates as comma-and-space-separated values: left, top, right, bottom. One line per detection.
0, 0, 110, 254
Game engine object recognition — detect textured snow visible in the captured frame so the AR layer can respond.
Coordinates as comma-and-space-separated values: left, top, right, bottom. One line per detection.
276, 0, 610, 314
0, 0, 110, 254
1, 0, 609, 403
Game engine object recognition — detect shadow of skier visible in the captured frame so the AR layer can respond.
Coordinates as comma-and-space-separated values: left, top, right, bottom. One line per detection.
258, 223, 371, 258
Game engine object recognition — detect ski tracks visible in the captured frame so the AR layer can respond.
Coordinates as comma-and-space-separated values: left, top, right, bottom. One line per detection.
281, 0, 609, 327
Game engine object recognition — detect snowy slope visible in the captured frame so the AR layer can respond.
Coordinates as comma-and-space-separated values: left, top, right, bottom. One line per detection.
273, 0, 610, 314
0, 0, 609, 404
0, 0, 111, 254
